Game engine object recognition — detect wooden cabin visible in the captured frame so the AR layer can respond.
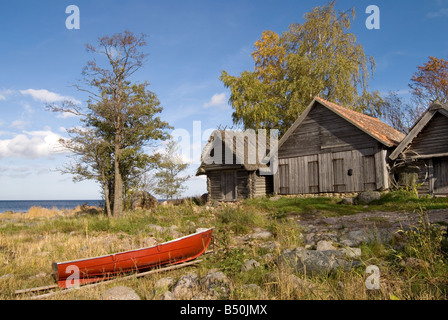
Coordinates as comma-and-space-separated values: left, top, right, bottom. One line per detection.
389, 103, 448, 195
274, 97, 405, 195
196, 130, 273, 201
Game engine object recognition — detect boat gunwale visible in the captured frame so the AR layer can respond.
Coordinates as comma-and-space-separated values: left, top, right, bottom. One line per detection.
53, 227, 214, 267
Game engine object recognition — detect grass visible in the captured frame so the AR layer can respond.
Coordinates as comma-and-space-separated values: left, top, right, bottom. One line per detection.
0, 191, 447, 300
246, 191, 448, 218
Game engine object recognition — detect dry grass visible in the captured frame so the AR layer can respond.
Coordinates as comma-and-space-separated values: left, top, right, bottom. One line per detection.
0, 197, 447, 300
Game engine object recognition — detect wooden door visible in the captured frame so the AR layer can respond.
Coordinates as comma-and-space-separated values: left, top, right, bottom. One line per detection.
363, 156, 376, 191
308, 161, 319, 193
333, 158, 346, 192
221, 171, 236, 200
433, 158, 448, 195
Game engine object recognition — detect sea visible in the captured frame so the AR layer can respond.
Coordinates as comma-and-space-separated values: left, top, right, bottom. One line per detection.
0, 200, 105, 213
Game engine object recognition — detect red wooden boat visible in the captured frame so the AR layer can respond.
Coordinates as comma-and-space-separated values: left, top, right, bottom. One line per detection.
52, 228, 213, 289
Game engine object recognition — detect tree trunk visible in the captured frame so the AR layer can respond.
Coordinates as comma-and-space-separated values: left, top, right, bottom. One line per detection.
101, 171, 112, 218
113, 143, 123, 217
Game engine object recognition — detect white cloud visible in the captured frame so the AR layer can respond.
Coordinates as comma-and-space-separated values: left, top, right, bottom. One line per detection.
427, 7, 448, 18
19, 89, 81, 104
10, 120, 29, 130
203, 93, 228, 109
56, 111, 79, 119
0, 89, 14, 101
0, 129, 66, 159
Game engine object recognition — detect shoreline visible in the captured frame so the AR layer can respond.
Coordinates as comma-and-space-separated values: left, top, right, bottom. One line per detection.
0, 200, 105, 214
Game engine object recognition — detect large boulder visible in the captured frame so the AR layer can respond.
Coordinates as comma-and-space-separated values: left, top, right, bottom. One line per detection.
172, 273, 199, 299
131, 191, 158, 210
339, 228, 393, 247
192, 271, 232, 300
277, 247, 360, 275
354, 191, 381, 205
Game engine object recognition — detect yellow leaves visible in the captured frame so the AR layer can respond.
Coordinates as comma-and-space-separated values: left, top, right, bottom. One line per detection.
252, 30, 286, 83
220, 2, 376, 135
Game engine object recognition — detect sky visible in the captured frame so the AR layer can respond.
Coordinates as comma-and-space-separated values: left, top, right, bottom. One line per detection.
0, 0, 447, 200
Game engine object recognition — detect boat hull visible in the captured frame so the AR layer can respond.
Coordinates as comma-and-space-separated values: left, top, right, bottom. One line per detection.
53, 228, 213, 288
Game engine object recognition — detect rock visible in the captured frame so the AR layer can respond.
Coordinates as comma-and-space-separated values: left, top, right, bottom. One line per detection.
172, 273, 199, 299
259, 241, 281, 252
277, 247, 360, 275
305, 233, 315, 244
249, 228, 272, 240
200, 271, 231, 297
262, 253, 274, 263
266, 273, 314, 292
288, 274, 315, 291
191, 290, 220, 300
339, 229, 370, 247
341, 247, 362, 258
341, 197, 354, 205
355, 191, 381, 205
242, 284, 263, 297
191, 271, 231, 300
400, 257, 429, 269
147, 224, 165, 233
0, 274, 14, 280
28, 272, 47, 280
131, 191, 158, 210
339, 228, 393, 247
316, 240, 337, 251
101, 286, 141, 300
141, 237, 158, 247
195, 228, 209, 233
243, 283, 262, 292
154, 277, 175, 291
200, 193, 209, 205
158, 291, 176, 300
241, 259, 261, 272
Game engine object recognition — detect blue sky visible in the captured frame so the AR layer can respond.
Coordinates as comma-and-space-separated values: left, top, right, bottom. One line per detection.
0, 0, 447, 200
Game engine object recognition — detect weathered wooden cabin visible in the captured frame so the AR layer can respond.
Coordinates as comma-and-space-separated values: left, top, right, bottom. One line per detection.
274, 97, 405, 195
389, 103, 448, 195
196, 130, 273, 201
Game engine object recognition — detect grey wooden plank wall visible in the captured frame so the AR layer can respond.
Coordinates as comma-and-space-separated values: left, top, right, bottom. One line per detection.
279, 103, 379, 159
275, 148, 388, 194
404, 113, 448, 158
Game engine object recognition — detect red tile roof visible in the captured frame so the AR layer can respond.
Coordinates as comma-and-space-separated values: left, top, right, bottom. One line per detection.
315, 97, 405, 147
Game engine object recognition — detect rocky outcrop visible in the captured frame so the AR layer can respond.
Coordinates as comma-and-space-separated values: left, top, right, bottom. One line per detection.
195, 271, 232, 300
172, 273, 199, 299
131, 191, 158, 210
277, 246, 362, 275
159, 270, 232, 300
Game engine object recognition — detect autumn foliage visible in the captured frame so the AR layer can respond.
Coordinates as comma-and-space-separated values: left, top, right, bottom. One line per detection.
410, 56, 448, 106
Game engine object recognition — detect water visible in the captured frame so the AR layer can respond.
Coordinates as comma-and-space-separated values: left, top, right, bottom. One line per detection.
0, 200, 104, 213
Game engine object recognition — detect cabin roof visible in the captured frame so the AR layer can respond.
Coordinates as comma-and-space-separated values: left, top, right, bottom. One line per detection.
196, 130, 270, 176
389, 102, 448, 160
278, 97, 406, 150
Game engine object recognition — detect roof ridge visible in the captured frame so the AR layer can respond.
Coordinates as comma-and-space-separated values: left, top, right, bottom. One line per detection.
314, 96, 405, 146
